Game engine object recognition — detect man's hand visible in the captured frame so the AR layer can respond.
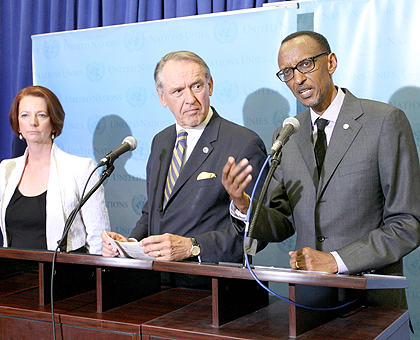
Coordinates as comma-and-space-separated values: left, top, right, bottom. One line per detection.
289, 247, 338, 273
140, 233, 192, 261
221, 156, 253, 214
101, 231, 128, 257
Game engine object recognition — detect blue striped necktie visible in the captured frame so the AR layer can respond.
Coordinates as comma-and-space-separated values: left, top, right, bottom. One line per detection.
163, 130, 188, 208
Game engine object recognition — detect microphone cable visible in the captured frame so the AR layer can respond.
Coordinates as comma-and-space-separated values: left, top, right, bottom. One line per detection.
51, 163, 113, 340
244, 153, 357, 311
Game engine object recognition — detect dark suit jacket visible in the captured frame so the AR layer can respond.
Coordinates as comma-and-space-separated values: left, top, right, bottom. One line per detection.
247, 89, 420, 308
130, 108, 267, 265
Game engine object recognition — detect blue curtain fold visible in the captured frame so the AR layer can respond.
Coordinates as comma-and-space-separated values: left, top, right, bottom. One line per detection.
0, 0, 285, 162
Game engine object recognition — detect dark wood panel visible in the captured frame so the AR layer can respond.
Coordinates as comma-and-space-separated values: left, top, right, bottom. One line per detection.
59, 288, 211, 334
0, 316, 62, 340
142, 297, 409, 340
212, 277, 269, 327
39, 262, 96, 305
142, 296, 290, 340
97, 267, 161, 313
0, 272, 38, 297
61, 325, 140, 340
298, 306, 409, 339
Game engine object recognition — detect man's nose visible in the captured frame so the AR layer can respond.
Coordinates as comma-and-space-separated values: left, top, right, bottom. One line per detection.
292, 69, 306, 84
183, 88, 196, 104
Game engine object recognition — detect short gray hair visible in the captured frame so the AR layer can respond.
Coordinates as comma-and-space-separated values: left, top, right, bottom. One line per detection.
154, 51, 211, 93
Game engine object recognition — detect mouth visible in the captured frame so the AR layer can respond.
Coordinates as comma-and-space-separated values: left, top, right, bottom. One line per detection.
297, 86, 313, 98
183, 107, 200, 115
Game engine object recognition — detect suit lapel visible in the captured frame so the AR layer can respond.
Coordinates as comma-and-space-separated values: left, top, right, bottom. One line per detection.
317, 89, 363, 198
294, 111, 319, 186
164, 110, 220, 208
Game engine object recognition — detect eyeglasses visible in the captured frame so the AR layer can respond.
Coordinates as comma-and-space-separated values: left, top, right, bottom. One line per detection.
276, 52, 329, 82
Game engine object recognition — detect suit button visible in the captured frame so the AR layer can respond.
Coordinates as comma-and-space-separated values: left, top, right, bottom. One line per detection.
318, 236, 326, 242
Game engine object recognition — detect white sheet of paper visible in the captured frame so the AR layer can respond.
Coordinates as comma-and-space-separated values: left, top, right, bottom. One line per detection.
106, 233, 154, 260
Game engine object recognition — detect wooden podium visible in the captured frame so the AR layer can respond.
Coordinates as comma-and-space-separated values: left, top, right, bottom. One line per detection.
0, 248, 410, 339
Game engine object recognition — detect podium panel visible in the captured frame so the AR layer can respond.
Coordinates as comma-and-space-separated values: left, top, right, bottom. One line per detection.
0, 249, 410, 339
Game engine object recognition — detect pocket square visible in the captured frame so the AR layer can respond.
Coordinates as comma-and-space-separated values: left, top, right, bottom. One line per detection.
197, 172, 217, 180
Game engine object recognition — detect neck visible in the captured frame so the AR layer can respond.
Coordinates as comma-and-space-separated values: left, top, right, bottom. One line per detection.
313, 85, 338, 116
26, 142, 53, 163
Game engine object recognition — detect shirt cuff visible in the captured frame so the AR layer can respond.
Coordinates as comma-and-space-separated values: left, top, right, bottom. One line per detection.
229, 200, 248, 221
331, 251, 349, 274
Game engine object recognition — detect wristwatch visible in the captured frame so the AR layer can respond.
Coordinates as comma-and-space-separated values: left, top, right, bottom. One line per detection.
190, 237, 201, 257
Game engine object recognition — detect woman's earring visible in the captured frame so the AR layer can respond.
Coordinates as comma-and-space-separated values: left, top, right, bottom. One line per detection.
51, 132, 55, 140
19, 133, 23, 140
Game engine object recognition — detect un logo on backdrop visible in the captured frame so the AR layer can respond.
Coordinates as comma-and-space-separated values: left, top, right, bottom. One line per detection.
132, 194, 147, 216
86, 61, 105, 81
273, 107, 290, 127
131, 139, 149, 162
126, 86, 147, 107
43, 40, 59, 59
124, 30, 145, 51
215, 80, 238, 103
88, 115, 106, 135
214, 21, 238, 44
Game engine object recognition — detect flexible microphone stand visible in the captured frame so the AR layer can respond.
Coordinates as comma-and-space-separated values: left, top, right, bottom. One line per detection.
244, 151, 281, 255
51, 163, 115, 340
244, 151, 357, 311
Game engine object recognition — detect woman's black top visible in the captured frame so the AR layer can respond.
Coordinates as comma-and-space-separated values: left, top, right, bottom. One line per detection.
5, 188, 47, 250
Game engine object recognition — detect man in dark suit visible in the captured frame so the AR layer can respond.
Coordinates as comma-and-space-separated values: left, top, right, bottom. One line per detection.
222, 31, 420, 308
102, 51, 267, 287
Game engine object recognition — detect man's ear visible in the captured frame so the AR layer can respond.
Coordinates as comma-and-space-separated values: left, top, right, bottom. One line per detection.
157, 90, 167, 108
328, 52, 338, 75
208, 76, 214, 96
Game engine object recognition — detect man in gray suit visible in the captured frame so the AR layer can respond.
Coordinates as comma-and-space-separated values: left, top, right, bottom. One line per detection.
222, 31, 420, 308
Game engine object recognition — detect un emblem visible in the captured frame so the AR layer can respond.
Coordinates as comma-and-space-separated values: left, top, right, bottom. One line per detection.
131, 139, 149, 162
132, 194, 147, 216
214, 21, 238, 44
124, 30, 145, 52
43, 40, 59, 59
88, 115, 106, 135
126, 86, 147, 107
215, 80, 238, 104
272, 107, 290, 128
86, 61, 105, 82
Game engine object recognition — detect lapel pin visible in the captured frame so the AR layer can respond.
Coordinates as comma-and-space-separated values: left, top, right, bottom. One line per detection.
343, 123, 349, 130
203, 147, 209, 154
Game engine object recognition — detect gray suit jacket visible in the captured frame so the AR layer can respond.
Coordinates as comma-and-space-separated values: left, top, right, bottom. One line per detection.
251, 89, 420, 279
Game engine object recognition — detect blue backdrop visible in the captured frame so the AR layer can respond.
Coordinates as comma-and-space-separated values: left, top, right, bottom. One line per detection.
0, 0, 285, 162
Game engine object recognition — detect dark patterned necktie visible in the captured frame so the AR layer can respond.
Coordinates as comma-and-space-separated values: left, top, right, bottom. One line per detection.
163, 130, 188, 208
314, 118, 329, 177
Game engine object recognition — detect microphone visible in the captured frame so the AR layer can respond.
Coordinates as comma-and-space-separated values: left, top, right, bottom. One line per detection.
269, 117, 300, 156
98, 136, 138, 166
